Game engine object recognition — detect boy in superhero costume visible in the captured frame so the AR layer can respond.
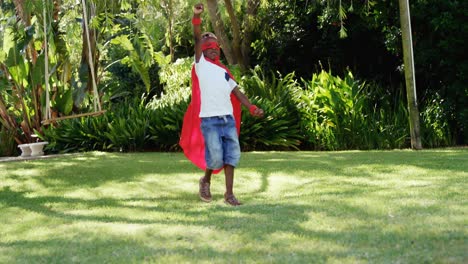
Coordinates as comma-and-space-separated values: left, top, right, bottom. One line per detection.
180, 3, 264, 206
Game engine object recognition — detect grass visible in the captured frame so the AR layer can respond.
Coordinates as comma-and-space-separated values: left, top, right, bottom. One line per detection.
0, 149, 467, 263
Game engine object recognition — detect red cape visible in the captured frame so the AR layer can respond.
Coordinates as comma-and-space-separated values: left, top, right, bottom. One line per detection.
179, 63, 241, 174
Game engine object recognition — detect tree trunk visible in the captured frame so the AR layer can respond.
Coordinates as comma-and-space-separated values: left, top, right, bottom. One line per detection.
206, 0, 235, 65
53, 0, 61, 21
81, 1, 98, 95
161, 0, 175, 62
241, 0, 260, 69
398, 0, 422, 150
13, 0, 27, 24
224, 0, 245, 71
12, 0, 34, 142
168, 0, 174, 62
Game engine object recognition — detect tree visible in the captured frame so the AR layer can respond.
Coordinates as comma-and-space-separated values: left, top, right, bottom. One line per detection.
224, 0, 244, 70
398, 0, 422, 149
204, 0, 260, 70
0, 0, 38, 143
241, 0, 261, 68
205, 0, 235, 65
0, 0, 112, 143
160, 0, 175, 62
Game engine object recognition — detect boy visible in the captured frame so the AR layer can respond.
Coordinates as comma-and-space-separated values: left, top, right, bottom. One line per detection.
180, 3, 264, 206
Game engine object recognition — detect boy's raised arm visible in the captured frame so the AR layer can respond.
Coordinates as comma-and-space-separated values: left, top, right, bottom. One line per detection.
193, 3, 203, 63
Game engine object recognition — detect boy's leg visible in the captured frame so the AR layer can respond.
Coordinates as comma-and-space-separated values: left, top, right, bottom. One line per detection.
224, 165, 241, 206
199, 169, 213, 202
199, 117, 223, 203
221, 115, 241, 206
224, 165, 234, 195
203, 169, 213, 183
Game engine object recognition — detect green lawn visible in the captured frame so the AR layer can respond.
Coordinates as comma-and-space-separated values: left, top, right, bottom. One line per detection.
0, 149, 467, 263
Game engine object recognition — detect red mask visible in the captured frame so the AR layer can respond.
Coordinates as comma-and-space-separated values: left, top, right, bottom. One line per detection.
201, 42, 220, 51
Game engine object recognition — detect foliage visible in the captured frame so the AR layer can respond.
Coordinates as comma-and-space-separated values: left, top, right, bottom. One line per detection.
420, 93, 453, 147
41, 98, 153, 153
0, 125, 18, 156
147, 97, 188, 151
409, 0, 468, 144
251, 0, 400, 85
2, 0, 465, 155
32, 63, 457, 155
0, 4, 38, 144
105, 99, 152, 152
240, 98, 301, 151
240, 66, 302, 150
359, 0, 467, 144
41, 113, 111, 153
146, 56, 191, 151
297, 70, 408, 150
110, 35, 153, 93
251, 0, 466, 145
0, 0, 113, 145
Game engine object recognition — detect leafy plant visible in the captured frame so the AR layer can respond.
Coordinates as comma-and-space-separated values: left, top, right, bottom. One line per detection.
240, 66, 302, 150
105, 99, 152, 152
420, 92, 453, 147
297, 70, 409, 150
240, 98, 301, 151
145, 56, 192, 151
0, 125, 18, 157
147, 98, 188, 151
41, 114, 111, 153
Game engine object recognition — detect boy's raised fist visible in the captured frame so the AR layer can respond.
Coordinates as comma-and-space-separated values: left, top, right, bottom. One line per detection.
193, 3, 204, 15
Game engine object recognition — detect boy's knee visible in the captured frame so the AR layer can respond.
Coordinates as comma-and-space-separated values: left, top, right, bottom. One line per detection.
210, 157, 224, 169
207, 151, 224, 169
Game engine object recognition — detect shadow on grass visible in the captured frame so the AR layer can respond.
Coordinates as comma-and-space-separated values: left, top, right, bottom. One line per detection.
1, 150, 466, 262
2, 152, 195, 188
243, 149, 468, 175
1, 184, 466, 263
2, 150, 466, 189
244, 150, 468, 194
0, 234, 331, 263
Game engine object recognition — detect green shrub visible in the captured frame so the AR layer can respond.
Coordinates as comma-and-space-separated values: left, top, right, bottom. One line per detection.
0, 126, 18, 157
420, 93, 453, 147
240, 97, 301, 150
42, 61, 449, 153
240, 66, 302, 150
41, 114, 111, 153
147, 90, 189, 151
42, 98, 159, 153
146, 57, 192, 151
105, 99, 152, 152
297, 70, 409, 150
298, 70, 364, 149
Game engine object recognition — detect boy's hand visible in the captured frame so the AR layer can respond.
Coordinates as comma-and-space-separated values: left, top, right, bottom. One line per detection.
249, 105, 264, 117
193, 3, 204, 15
253, 108, 264, 117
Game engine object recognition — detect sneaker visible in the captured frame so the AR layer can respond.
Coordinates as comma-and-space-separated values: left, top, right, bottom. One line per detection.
224, 193, 241, 206
199, 177, 212, 202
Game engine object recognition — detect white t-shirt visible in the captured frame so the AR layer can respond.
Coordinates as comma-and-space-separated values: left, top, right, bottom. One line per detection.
195, 54, 238, 118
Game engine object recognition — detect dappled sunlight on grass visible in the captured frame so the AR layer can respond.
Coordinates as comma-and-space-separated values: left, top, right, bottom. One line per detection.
0, 149, 466, 263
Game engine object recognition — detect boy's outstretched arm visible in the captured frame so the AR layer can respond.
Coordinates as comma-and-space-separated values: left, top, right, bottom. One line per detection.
232, 87, 264, 117
193, 3, 203, 63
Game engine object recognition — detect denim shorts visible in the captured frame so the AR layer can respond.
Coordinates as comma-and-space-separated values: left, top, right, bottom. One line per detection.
200, 115, 241, 169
